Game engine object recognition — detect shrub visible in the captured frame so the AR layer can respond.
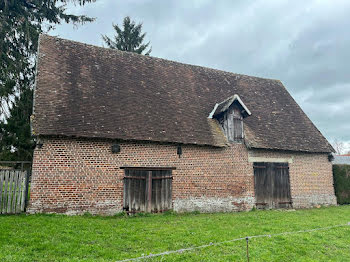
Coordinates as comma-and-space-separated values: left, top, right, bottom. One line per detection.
333, 165, 350, 204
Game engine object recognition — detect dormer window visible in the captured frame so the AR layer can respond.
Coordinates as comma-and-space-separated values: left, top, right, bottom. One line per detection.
219, 104, 244, 142
208, 94, 251, 143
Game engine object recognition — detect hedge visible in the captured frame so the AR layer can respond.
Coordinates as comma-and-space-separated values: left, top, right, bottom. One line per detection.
333, 164, 350, 205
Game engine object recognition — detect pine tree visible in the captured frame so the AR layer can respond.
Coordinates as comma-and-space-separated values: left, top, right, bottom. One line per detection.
0, 88, 33, 161
102, 16, 151, 55
0, 0, 95, 161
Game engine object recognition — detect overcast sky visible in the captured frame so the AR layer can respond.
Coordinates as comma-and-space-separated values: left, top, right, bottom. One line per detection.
51, 0, 350, 152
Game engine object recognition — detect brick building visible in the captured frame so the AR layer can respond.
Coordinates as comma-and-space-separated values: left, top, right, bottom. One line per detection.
28, 35, 336, 215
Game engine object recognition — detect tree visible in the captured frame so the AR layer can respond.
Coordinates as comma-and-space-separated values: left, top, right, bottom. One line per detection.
332, 139, 345, 155
0, 0, 95, 161
0, 88, 33, 161
102, 16, 151, 55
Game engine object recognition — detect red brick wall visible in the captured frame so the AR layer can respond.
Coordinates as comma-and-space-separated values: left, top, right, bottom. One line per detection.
28, 137, 336, 215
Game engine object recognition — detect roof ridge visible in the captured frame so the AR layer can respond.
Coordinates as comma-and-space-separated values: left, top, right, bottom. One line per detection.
41, 34, 282, 83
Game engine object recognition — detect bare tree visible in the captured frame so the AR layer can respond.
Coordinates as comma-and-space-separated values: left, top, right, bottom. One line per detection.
332, 139, 345, 155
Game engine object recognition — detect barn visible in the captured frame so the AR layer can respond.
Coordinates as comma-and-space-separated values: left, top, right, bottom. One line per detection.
28, 35, 336, 215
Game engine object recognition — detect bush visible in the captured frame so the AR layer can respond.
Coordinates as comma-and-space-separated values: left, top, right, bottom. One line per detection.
333, 165, 350, 204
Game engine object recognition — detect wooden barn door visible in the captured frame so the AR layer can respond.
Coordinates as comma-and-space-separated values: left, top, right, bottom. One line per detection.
151, 170, 172, 212
254, 162, 292, 209
123, 169, 172, 213
273, 163, 292, 208
123, 169, 147, 213
254, 163, 272, 209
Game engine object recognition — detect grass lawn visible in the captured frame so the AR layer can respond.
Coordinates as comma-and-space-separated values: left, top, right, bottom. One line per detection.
0, 206, 349, 261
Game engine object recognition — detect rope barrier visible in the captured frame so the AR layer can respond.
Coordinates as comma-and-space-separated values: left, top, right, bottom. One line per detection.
116, 222, 350, 261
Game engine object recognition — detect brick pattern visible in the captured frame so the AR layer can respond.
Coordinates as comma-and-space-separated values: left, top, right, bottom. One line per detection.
28, 137, 336, 215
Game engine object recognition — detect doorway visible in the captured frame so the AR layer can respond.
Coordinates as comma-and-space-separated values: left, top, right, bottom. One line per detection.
123, 168, 173, 213
254, 162, 292, 209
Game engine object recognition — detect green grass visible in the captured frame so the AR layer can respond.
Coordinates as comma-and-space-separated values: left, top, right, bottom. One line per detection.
0, 206, 349, 261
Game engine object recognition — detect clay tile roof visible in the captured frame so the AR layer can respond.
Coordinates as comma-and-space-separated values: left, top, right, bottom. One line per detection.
32, 34, 334, 153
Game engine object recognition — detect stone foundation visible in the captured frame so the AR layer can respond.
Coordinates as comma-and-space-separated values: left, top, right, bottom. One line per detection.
292, 194, 337, 208
173, 196, 255, 213
28, 200, 122, 216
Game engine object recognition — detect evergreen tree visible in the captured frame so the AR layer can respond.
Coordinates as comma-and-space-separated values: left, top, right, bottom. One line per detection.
0, 88, 33, 161
102, 16, 151, 55
0, 0, 95, 161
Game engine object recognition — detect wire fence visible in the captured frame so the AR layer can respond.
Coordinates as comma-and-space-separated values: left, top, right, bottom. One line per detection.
117, 222, 350, 262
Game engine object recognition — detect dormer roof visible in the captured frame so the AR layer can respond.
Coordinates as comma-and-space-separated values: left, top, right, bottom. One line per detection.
208, 94, 251, 119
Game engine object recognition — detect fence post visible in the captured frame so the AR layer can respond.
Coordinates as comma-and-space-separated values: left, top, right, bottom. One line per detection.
246, 237, 249, 262
0, 171, 4, 214
24, 170, 30, 212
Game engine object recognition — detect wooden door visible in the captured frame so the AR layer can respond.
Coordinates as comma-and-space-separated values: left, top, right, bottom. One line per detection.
123, 169, 147, 212
254, 163, 272, 209
273, 163, 292, 208
254, 162, 292, 209
123, 169, 172, 213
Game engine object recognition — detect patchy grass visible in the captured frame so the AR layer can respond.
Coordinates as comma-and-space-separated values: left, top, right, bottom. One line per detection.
0, 206, 349, 261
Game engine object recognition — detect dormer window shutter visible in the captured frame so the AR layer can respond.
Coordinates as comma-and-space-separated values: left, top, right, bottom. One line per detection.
209, 94, 251, 143
218, 104, 244, 142
232, 107, 244, 142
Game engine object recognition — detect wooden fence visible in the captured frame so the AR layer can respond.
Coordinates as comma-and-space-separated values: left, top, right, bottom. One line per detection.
0, 170, 29, 214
